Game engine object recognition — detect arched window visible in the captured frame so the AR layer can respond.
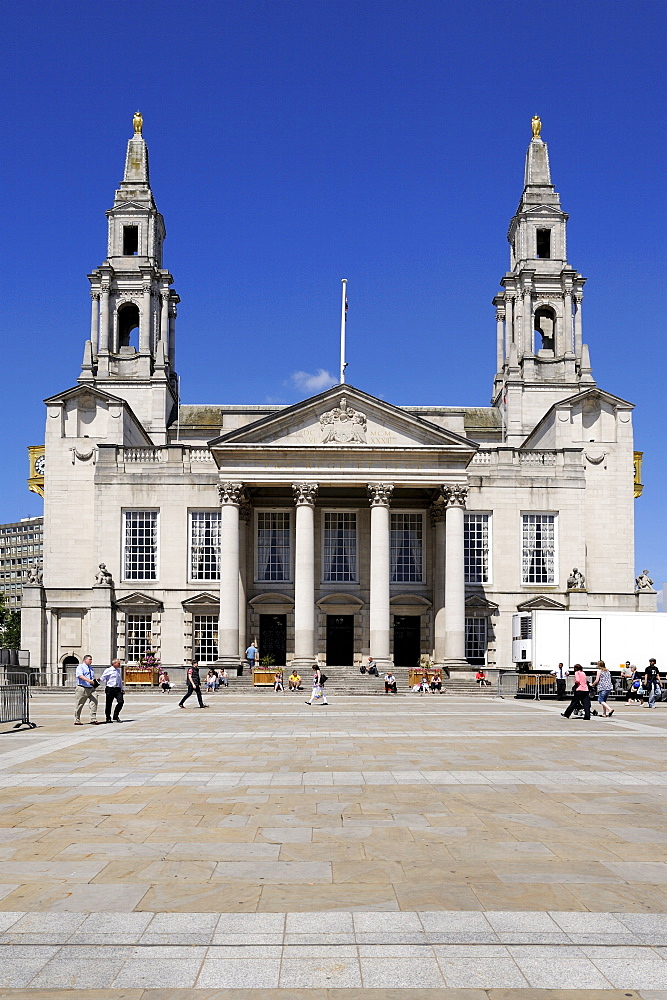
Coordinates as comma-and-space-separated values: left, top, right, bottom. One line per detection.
118, 303, 140, 351
534, 305, 556, 353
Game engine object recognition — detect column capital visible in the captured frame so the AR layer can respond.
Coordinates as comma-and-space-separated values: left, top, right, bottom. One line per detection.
292, 483, 319, 506
239, 501, 253, 524
429, 501, 447, 526
90, 290, 100, 301
218, 482, 245, 506
441, 484, 468, 508
367, 483, 394, 507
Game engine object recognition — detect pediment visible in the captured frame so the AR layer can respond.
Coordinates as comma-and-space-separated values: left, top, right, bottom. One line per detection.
390, 594, 432, 609
249, 593, 295, 607
44, 385, 127, 406
516, 596, 566, 611
524, 205, 565, 218
466, 594, 499, 615
115, 591, 163, 610
209, 385, 476, 453
317, 593, 365, 609
181, 592, 220, 609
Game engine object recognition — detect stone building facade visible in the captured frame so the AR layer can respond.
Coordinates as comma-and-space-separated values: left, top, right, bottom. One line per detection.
22, 116, 650, 682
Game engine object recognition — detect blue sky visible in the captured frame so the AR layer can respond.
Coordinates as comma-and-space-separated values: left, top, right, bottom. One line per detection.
1, 0, 665, 595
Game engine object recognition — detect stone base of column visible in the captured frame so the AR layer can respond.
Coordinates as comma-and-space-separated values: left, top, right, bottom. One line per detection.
369, 657, 392, 671
443, 658, 472, 675
217, 655, 242, 671
291, 656, 318, 671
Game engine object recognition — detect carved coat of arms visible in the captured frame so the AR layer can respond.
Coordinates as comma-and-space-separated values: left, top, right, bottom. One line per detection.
319, 397, 367, 443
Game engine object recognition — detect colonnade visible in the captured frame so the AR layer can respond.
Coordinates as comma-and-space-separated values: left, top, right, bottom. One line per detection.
216, 481, 469, 671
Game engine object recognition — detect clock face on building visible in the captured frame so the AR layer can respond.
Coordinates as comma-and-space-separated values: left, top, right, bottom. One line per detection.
35, 455, 45, 476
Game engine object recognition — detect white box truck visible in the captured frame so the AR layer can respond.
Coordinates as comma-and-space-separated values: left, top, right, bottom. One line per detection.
512, 610, 667, 672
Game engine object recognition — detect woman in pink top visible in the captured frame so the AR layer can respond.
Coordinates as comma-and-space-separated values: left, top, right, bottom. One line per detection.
561, 664, 591, 720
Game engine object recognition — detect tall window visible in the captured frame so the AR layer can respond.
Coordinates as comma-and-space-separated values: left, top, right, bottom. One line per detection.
323, 512, 357, 582
257, 512, 290, 582
522, 514, 556, 584
391, 513, 423, 583
190, 512, 221, 581
124, 511, 158, 580
126, 614, 152, 661
465, 513, 491, 583
193, 614, 218, 662
465, 617, 487, 665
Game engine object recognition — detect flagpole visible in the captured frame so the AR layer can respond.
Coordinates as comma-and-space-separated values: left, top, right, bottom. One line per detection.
339, 278, 348, 385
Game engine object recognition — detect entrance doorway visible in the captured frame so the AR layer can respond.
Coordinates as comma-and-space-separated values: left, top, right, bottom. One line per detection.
326, 615, 354, 666
393, 615, 421, 667
259, 614, 287, 666
61, 655, 79, 686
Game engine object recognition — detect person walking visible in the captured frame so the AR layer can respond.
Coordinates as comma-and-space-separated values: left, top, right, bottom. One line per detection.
551, 662, 569, 700
561, 663, 591, 720
643, 658, 661, 708
593, 660, 614, 718
245, 641, 258, 671
99, 659, 125, 723
178, 660, 209, 709
74, 655, 100, 725
306, 665, 328, 705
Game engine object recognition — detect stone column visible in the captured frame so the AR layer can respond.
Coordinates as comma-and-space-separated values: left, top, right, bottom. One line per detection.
217, 482, 244, 668
90, 292, 100, 356
562, 288, 573, 356
160, 290, 169, 345
442, 484, 469, 672
506, 294, 514, 346
367, 483, 393, 667
140, 282, 152, 354
99, 285, 110, 352
573, 292, 583, 357
292, 483, 318, 667
168, 305, 177, 369
429, 502, 447, 664
495, 305, 505, 372
238, 501, 252, 659
522, 285, 533, 355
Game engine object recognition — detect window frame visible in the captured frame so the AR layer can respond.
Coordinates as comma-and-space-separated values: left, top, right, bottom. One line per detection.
464, 512, 492, 585
122, 509, 159, 582
520, 512, 558, 586
465, 616, 488, 666
125, 613, 154, 663
188, 509, 222, 583
390, 510, 424, 585
254, 508, 292, 584
192, 613, 219, 664
321, 509, 358, 585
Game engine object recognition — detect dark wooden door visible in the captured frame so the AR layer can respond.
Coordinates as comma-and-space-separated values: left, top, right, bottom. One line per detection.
393, 615, 421, 667
259, 614, 287, 666
326, 615, 354, 666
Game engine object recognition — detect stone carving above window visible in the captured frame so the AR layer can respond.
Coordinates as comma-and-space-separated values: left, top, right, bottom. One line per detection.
319, 397, 367, 443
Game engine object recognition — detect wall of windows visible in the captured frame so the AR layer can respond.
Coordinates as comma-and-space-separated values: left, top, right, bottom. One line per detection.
256, 512, 291, 582
464, 513, 491, 584
521, 514, 556, 584
190, 511, 221, 581
123, 510, 158, 581
323, 512, 357, 583
390, 513, 423, 583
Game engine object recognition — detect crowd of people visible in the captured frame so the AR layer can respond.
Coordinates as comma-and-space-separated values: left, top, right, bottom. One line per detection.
560, 658, 662, 720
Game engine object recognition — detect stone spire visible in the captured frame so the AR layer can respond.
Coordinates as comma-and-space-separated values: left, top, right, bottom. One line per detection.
491, 119, 592, 441
79, 113, 179, 444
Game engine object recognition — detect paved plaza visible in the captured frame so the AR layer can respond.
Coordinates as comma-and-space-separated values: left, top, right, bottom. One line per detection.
0, 691, 666, 999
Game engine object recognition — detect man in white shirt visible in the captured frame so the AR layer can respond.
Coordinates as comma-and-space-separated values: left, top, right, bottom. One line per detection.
100, 659, 125, 723
74, 655, 99, 725
551, 662, 569, 701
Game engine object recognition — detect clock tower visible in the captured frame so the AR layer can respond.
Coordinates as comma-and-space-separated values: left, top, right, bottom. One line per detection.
78, 112, 179, 444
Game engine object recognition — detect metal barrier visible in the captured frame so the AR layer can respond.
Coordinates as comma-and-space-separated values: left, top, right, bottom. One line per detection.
497, 672, 558, 700
0, 673, 35, 729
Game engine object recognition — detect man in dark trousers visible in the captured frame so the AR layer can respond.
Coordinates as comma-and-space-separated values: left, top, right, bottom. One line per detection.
178, 660, 209, 709
644, 658, 661, 709
551, 662, 569, 700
